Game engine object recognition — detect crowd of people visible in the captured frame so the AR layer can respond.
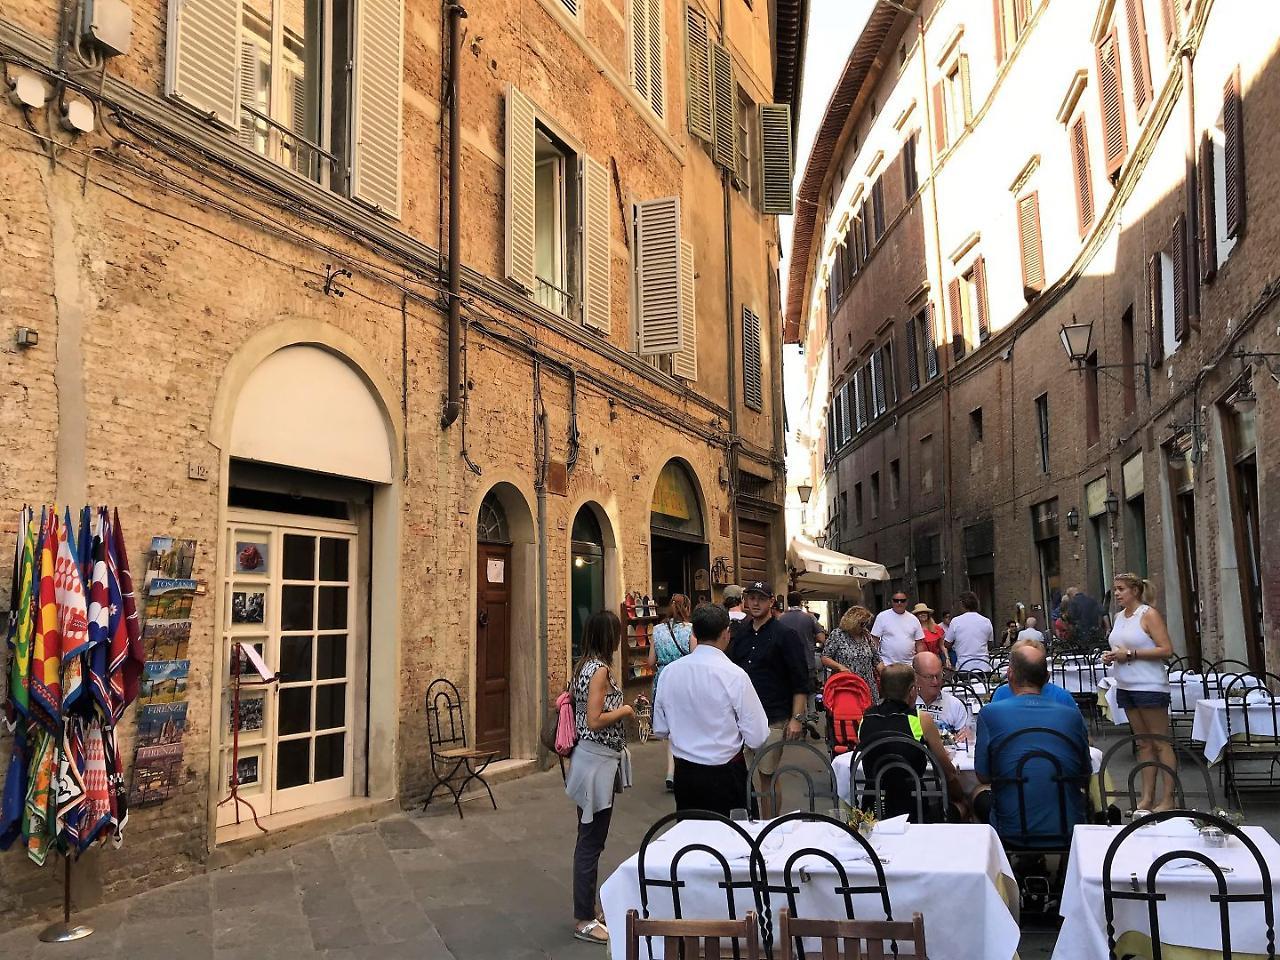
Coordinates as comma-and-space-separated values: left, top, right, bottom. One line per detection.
561, 572, 1174, 944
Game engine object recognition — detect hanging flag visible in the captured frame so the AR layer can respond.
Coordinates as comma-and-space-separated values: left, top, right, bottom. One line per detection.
0, 722, 28, 850
56, 507, 90, 715
24, 727, 56, 866
54, 720, 88, 852
86, 509, 112, 719
108, 509, 143, 715
6, 507, 36, 722
102, 723, 128, 846
29, 509, 62, 734
78, 720, 112, 849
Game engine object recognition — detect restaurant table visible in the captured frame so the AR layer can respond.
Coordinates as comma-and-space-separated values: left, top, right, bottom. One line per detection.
1191, 694, 1280, 764
1049, 658, 1111, 695
1096, 672, 1263, 727
1053, 822, 1280, 960
600, 818, 1021, 960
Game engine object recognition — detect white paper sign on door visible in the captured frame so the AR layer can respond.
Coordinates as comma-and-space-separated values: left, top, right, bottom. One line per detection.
487, 559, 505, 583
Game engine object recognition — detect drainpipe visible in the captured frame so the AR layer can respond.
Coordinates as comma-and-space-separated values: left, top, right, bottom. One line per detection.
440, 2, 467, 429
1181, 45, 1199, 326
723, 174, 742, 582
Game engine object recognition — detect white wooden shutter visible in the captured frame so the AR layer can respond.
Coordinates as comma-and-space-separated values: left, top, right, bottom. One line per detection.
646, 0, 664, 119
631, 0, 651, 105
742, 305, 763, 410
237, 40, 261, 147
559, 0, 580, 15
839, 382, 852, 442
673, 240, 698, 380
759, 103, 794, 215
635, 196, 684, 355
165, 0, 241, 129
685, 5, 713, 141
582, 155, 612, 334
711, 43, 737, 174
351, 0, 403, 218
504, 85, 538, 293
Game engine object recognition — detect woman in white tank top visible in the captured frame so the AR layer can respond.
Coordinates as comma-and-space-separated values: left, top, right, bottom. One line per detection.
1102, 573, 1175, 815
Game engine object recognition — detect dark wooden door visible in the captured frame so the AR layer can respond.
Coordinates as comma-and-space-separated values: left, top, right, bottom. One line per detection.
476, 543, 512, 757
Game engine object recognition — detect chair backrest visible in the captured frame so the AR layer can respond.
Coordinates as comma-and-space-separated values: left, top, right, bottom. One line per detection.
1168, 666, 1204, 715
1097, 734, 1218, 815
1207, 658, 1255, 699
852, 732, 950, 823
746, 740, 840, 814
953, 658, 992, 683
751, 813, 894, 960
626, 910, 761, 960
425, 678, 469, 754
1223, 672, 1280, 746
1050, 655, 1102, 697
941, 676, 984, 715
1102, 810, 1276, 960
777, 909, 927, 960
985, 725, 1090, 850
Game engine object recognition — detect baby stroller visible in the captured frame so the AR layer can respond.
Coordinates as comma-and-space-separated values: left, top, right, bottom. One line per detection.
822, 672, 873, 756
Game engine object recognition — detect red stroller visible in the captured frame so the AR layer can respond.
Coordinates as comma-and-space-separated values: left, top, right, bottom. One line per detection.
823, 672, 873, 755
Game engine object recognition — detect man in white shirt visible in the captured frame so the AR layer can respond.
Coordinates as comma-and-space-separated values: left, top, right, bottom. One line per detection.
724, 584, 747, 621
872, 591, 925, 665
1015, 616, 1044, 646
912, 651, 971, 736
654, 603, 770, 816
947, 591, 994, 670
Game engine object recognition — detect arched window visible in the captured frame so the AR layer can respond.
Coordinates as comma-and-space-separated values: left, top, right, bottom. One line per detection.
477, 492, 511, 544
650, 460, 704, 540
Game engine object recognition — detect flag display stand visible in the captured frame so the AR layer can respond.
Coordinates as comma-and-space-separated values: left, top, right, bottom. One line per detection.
37, 856, 92, 942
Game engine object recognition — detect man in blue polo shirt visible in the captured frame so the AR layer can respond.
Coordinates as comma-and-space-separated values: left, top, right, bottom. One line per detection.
974, 643, 1090, 846
988, 637, 1078, 708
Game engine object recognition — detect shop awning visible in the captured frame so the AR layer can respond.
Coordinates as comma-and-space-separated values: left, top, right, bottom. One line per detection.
786, 536, 889, 599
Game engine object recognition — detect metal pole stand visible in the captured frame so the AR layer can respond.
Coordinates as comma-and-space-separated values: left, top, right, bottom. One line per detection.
38, 855, 92, 943
216, 642, 275, 833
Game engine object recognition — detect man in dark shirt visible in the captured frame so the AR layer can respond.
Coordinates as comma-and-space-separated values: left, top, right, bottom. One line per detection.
778, 592, 827, 722
729, 580, 812, 816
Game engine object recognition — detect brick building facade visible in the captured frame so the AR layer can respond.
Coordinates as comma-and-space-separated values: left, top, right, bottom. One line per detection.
788, 0, 1277, 671
0, 0, 801, 918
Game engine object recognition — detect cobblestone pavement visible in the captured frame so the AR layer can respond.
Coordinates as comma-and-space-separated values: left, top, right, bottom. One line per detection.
3, 731, 1273, 959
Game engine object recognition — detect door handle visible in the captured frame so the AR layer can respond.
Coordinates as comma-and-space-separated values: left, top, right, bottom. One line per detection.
478, 610, 489, 628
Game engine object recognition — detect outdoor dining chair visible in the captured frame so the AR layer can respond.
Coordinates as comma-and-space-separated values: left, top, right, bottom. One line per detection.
422, 678, 498, 819
1097, 733, 1218, 820
986, 725, 1092, 852
1222, 672, 1280, 811
849, 733, 951, 824
625, 910, 762, 960
745, 739, 840, 816
1205, 658, 1256, 699
776, 908, 928, 960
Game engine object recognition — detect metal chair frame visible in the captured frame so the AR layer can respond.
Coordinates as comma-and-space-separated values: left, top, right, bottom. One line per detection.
1097, 733, 1218, 818
1222, 672, 1280, 809
1051, 654, 1104, 734
850, 733, 951, 824
985, 725, 1091, 852
422, 678, 498, 818
1101, 809, 1276, 960
1167, 662, 1205, 746
745, 739, 840, 816
1205, 659, 1257, 699
776, 909, 928, 960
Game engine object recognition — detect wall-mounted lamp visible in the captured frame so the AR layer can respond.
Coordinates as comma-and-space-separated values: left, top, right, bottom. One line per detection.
797, 483, 813, 504
1104, 491, 1120, 519
815, 534, 828, 548
1229, 379, 1257, 414
1065, 507, 1080, 533
1059, 316, 1150, 394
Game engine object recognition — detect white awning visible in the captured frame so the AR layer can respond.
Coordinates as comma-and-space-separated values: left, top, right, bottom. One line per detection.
786, 536, 889, 600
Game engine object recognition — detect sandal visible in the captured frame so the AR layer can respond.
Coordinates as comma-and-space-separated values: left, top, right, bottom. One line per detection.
574, 920, 609, 944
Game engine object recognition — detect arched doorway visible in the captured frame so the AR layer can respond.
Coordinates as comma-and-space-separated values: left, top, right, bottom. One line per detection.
650, 460, 710, 608
476, 491, 513, 758
570, 506, 605, 664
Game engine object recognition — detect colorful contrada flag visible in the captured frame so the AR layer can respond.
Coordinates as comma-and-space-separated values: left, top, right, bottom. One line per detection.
29, 509, 61, 734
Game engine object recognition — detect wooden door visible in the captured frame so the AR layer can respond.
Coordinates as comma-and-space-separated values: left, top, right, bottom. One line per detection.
476, 543, 512, 758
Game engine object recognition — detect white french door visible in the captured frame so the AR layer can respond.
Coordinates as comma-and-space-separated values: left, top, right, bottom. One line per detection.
218, 510, 358, 826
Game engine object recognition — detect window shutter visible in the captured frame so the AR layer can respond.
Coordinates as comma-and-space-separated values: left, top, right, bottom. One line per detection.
905, 317, 920, 392
854, 368, 867, 430
741, 305, 763, 410
1017, 192, 1045, 297
1224, 69, 1245, 239
632, 0, 650, 104
973, 256, 991, 343
286, 69, 310, 174
881, 343, 896, 405
1070, 116, 1095, 235
931, 82, 946, 154
1096, 28, 1128, 178
859, 200, 871, 255
827, 405, 836, 458
237, 40, 262, 147
673, 240, 698, 379
871, 179, 885, 240
504, 85, 538, 293
759, 103, 795, 215
1171, 215, 1188, 342
636, 196, 684, 355
903, 132, 919, 196
711, 43, 737, 174
350, 0, 404, 217
948, 278, 965, 360
1158, 0, 1178, 50
925, 303, 940, 379
1198, 133, 1217, 282
993, 0, 1007, 64
1124, 0, 1152, 113
839, 382, 853, 443
959, 54, 973, 124
646, 0, 664, 118
1147, 252, 1164, 365
582, 155, 612, 334
685, 4, 713, 141
165, 0, 241, 129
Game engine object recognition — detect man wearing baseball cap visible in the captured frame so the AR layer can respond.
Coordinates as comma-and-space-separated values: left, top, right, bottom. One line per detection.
728, 580, 812, 816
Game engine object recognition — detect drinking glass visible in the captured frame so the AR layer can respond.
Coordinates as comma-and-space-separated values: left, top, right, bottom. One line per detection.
730, 808, 749, 823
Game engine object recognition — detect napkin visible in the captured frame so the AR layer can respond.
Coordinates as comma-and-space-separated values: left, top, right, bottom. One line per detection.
873, 814, 910, 835
1139, 817, 1201, 838
1246, 688, 1275, 705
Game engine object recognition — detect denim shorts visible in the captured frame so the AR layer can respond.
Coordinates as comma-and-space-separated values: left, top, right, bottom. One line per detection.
1116, 688, 1171, 709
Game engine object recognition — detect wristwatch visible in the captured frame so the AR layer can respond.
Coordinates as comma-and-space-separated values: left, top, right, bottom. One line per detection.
791, 713, 806, 723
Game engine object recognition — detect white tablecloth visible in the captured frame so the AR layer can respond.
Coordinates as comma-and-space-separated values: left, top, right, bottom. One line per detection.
1096, 672, 1262, 727
1053, 823, 1280, 959
1050, 658, 1110, 695
1191, 696, 1280, 763
600, 819, 1020, 960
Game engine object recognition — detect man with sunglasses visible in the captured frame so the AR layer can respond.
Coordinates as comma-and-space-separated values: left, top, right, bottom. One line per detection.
872, 592, 925, 666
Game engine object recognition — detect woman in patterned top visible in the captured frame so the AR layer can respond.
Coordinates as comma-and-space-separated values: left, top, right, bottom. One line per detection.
564, 610, 633, 945
820, 605, 881, 704
647, 593, 695, 791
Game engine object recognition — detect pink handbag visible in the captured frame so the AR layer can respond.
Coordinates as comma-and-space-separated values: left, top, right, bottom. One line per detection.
553, 690, 577, 757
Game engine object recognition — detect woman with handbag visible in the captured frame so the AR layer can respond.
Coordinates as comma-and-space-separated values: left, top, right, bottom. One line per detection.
564, 609, 633, 945
647, 594, 694, 791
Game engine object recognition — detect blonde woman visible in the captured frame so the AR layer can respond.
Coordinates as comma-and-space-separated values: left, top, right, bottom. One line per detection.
1102, 573, 1175, 815
648, 594, 695, 791
820, 605, 881, 704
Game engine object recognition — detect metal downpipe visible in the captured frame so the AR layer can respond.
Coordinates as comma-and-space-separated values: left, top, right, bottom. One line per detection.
441, 2, 467, 428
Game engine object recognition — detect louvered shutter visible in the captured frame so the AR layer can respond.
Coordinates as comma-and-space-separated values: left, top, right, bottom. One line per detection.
871, 351, 885, 416
826, 405, 836, 459
560, 0, 579, 13
673, 240, 698, 379
1071, 116, 1095, 235
286, 70, 310, 175
504, 86, 538, 293
881, 343, 896, 406
711, 43, 737, 174
1017, 192, 1045, 297
924, 304, 940, 379
582, 155, 612, 334
646, 0, 664, 118
854, 368, 867, 430
741, 306, 763, 410
992, 0, 1007, 63
685, 4, 713, 141
1125, 0, 1152, 113
1147, 253, 1164, 365
1224, 69, 1245, 239
859, 200, 871, 255
759, 104, 794, 215
904, 317, 920, 392
1198, 133, 1217, 282
959, 54, 973, 124
632, 0, 650, 104
165, 0, 240, 128
839, 382, 853, 443
871, 179, 885, 240
1096, 29, 1128, 178
1158, 0, 1177, 49
636, 196, 684, 355
973, 256, 991, 343
351, 0, 403, 217
931, 82, 946, 153
948, 278, 965, 360
237, 40, 262, 147
1171, 215, 1188, 342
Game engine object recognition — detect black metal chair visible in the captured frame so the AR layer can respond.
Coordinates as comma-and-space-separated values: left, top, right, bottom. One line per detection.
849, 733, 951, 824
1101, 810, 1276, 960
1051, 654, 1104, 733
941, 676, 984, 717
953, 657, 993, 687
1167, 659, 1204, 745
1222, 672, 1280, 811
751, 812, 895, 960
422, 678, 498, 818
984, 726, 1092, 851
1205, 658, 1256, 699
1097, 733, 1218, 820
745, 739, 839, 817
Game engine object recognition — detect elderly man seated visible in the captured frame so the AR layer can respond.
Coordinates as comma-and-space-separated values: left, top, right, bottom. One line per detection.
989, 636, 1077, 708
973, 644, 1090, 846
912, 651, 971, 737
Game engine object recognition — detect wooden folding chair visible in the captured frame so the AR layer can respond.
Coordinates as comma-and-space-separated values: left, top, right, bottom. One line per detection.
625, 910, 761, 960
776, 909, 928, 960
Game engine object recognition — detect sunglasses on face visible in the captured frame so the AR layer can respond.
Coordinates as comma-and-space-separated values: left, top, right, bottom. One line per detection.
893, 598, 908, 604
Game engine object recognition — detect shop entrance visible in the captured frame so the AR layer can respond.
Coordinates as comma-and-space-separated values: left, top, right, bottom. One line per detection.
570, 506, 605, 664
650, 460, 709, 607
